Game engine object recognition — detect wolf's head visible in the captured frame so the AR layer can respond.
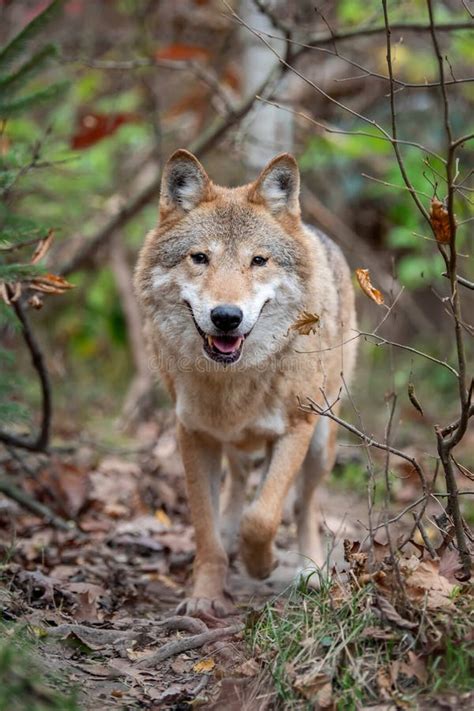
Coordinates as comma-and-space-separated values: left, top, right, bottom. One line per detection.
135, 150, 312, 370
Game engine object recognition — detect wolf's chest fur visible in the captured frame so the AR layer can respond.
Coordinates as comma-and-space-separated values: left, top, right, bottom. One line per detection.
174, 368, 288, 446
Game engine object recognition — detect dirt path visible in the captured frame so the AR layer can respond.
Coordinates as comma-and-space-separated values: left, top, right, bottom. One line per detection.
0, 421, 393, 709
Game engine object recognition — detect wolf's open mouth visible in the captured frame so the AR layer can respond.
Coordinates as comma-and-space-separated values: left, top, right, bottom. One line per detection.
185, 302, 246, 364
204, 334, 245, 364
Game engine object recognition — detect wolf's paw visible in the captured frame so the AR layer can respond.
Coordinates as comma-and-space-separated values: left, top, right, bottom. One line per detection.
239, 509, 278, 579
241, 539, 278, 579
176, 593, 235, 621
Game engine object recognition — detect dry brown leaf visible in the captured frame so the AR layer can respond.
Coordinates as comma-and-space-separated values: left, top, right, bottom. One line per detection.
193, 658, 215, 673
430, 198, 453, 244
235, 658, 260, 677
399, 556, 455, 609
31, 229, 54, 264
438, 548, 463, 583
28, 273, 75, 294
0, 281, 21, 304
293, 667, 333, 706
355, 268, 384, 305
400, 651, 428, 685
407, 383, 424, 416
289, 310, 320, 336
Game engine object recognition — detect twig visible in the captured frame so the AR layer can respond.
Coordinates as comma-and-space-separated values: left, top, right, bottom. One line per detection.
426, 0, 472, 580
413, 515, 437, 559
0, 475, 73, 531
137, 623, 243, 668
0, 295, 51, 452
442, 272, 474, 291
301, 398, 427, 494
356, 331, 458, 377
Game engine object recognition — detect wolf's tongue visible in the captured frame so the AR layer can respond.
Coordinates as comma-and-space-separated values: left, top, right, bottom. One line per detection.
211, 336, 242, 354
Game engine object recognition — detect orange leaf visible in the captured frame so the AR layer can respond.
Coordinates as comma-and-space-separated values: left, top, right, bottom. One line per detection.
355, 268, 384, 305
430, 198, 453, 244
155, 44, 212, 62
28, 273, 75, 295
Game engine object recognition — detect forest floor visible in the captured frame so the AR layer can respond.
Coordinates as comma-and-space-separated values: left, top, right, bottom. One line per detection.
0, 411, 473, 710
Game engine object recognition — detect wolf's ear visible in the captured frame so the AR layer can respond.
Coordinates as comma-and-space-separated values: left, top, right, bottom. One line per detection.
248, 153, 300, 216
159, 149, 213, 215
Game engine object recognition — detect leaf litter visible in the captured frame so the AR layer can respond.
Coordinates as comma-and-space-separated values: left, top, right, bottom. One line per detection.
0, 419, 472, 709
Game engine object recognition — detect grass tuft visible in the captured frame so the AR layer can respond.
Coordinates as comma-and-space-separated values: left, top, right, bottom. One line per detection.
246, 571, 473, 710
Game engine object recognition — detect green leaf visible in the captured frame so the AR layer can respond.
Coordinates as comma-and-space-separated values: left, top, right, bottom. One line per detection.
0, 0, 63, 74
0, 45, 58, 92
0, 80, 69, 117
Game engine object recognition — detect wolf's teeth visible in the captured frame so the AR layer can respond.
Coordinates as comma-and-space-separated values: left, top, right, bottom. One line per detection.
207, 335, 213, 347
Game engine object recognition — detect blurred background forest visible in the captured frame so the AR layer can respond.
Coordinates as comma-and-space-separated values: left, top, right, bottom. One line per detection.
1, 0, 473, 444
0, 1, 473, 708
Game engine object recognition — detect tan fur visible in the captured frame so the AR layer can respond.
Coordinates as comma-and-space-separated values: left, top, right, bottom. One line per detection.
134, 150, 357, 617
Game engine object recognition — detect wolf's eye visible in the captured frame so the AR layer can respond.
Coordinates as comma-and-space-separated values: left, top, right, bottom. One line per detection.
251, 255, 268, 267
191, 252, 209, 265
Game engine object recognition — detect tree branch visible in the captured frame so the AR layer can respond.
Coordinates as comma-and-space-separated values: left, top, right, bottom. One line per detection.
0, 296, 51, 452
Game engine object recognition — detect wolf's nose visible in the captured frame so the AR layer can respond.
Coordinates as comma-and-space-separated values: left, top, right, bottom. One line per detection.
211, 305, 243, 332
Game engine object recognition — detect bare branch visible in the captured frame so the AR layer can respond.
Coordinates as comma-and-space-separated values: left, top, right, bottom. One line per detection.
301, 396, 428, 494
0, 296, 51, 452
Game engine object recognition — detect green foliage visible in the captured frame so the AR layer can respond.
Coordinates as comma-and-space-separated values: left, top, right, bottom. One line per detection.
0, 623, 80, 711
0, 1, 68, 427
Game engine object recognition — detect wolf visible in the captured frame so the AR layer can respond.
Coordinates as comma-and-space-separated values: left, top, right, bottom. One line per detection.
134, 149, 357, 618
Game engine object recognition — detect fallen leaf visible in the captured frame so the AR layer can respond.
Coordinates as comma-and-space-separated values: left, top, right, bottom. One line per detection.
400, 651, 428, 685
356, 268, 384, 305
289, 310, 320, 336
193, 658, 215, 673
171, 656, 193, 674
293, 667, 333, 706
235, 658, 260, 677
438, 548, 463, 583
399, 556, 455, 609
430, 198, 453, 244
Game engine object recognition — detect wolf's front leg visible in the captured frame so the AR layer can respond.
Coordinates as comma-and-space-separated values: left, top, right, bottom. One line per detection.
240, 418, 316, 579
176, 423, 233, 619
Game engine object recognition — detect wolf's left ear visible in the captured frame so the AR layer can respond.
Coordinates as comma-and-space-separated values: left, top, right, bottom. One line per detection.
248, 153, 300, 216
159, 149, 214, 215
